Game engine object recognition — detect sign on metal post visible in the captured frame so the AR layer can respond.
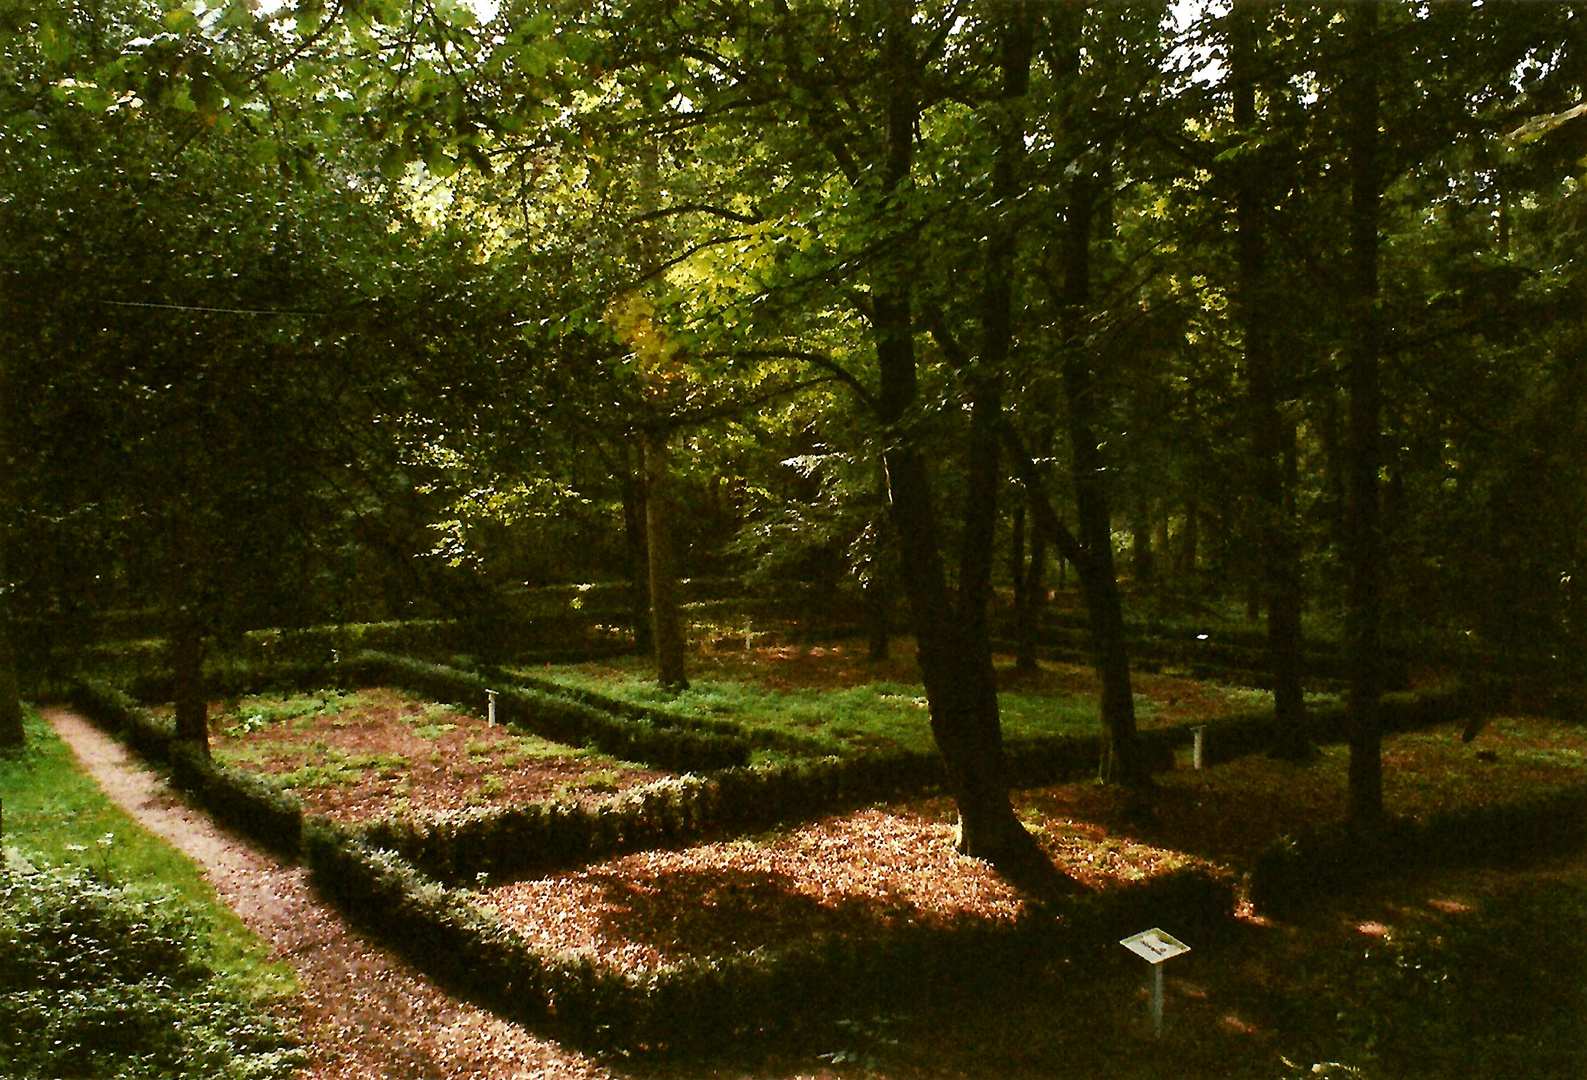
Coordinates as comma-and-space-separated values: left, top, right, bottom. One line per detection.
487, 689, 497, 728
1120, 928, 1190, 1037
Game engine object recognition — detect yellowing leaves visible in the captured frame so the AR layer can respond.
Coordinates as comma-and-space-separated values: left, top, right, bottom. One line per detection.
605, 290, 693, 394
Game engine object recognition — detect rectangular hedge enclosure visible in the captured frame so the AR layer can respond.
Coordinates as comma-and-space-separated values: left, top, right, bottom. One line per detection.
64, 657, 1582, 1054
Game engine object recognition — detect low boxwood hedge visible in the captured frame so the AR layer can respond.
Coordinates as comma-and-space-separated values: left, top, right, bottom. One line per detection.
1250, 782, 1587, 916
127, 658, 347, 707
69, 678, 176, 759
67, 678, 305, 858
349, 652, 752, 773
357, 750, 948, 885
302, 816, 1235, 1053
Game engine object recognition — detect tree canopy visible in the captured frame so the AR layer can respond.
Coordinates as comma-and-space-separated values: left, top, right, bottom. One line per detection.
5, 0, 1586, 858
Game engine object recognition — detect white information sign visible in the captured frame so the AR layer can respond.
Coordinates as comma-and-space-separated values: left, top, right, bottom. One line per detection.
1119, 928, 1190, 1037
1119, 927, 1190, 964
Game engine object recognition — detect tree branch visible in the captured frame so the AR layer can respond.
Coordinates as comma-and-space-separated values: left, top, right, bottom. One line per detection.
629, 203, 764, 226
705, 348, 879, 415
998, 417, 1085, 568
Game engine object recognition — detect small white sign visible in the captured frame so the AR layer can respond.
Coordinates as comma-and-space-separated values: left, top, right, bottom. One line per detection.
1120, 928, 1190, 964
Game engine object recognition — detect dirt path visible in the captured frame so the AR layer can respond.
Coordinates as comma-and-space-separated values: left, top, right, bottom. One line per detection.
43, 709, 617, 1080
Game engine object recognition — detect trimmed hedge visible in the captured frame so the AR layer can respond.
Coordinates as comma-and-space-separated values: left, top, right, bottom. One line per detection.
1134, 680, 1503, 770
302, 816, 1235, 1053
349, 652, 752, 773
358, 750, 948, 885
493, 665, 844, 757
1250, 782, 1587, 917
69, 678, 176, 759
67, 678, 305, 858
167, 744, 303, 857
128, 658, 346, 706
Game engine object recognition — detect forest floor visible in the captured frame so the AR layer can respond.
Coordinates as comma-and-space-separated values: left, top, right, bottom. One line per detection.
39, 642, 1587, 1079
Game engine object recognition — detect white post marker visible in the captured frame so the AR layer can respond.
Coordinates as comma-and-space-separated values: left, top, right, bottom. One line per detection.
487, 689, 497, 728
1119, 928, 1191, 1037
1191, 725, 1206, 770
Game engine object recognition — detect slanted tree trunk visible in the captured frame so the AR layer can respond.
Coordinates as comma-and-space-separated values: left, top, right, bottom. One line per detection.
1231, 0, 1308, 758
642, 432, 688, 690
621, 454, 654, 655
1057, 175, 1149, 789
1344, 0, 1385, 829
873, 1, 1052, 873
171, 606, 209, 755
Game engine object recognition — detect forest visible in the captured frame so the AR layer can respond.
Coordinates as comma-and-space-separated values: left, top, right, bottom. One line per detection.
3, 1, 1587, 1078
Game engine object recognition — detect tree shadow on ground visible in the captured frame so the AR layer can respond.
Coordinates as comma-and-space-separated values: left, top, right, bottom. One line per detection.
575, 864, 1013, 968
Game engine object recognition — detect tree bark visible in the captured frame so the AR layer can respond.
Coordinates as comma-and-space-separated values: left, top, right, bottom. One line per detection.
1131, 517, 1154, 584
872, 1, 1052, 873
864, 575, 890, 662
1015, 493, 1046, 672
1231, 0, 1308, 758
642, 432, 689, 690
1344, 0, 1385, 829
1058, 175, 1150, 789
171, 607, 209, 754
0, 361, 21, 748
621, 454, 655, 655
0, 593, 22, 748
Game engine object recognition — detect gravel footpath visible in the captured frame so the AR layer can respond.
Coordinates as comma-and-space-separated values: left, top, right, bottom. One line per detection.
43, 708, 617, 1080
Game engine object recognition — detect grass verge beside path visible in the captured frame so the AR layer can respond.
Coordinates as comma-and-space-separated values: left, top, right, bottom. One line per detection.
1, 707, 294, 996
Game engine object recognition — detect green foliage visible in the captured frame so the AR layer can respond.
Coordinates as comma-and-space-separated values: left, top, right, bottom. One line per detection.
0, 707, 298, 1076
221, 690, 362, 737
0, 867, 305, 1080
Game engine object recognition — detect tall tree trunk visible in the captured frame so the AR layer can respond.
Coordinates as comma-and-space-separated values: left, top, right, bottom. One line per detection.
0, 577, 21, 748
1176, 504, 1199, 578
642, 432, 688, 689
1344, 0, 1384, 829
864, 575, 890, 662
0, 364, 21, 748
1059, 175, 1149, 789
1016, 493, 1046, 672
621, 455, 654, 655
1231, 0, 1308, 758
171, 606, 209, 754
875, 1, 1049, 872
1011, 502, 1029, 631
1131, 516, 1154, 583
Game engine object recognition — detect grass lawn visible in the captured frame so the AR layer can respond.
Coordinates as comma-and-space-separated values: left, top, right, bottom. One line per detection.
515, 638, 1296, 761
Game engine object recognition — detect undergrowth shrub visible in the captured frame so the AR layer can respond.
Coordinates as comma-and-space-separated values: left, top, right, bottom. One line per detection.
0, 866, 303, 1080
